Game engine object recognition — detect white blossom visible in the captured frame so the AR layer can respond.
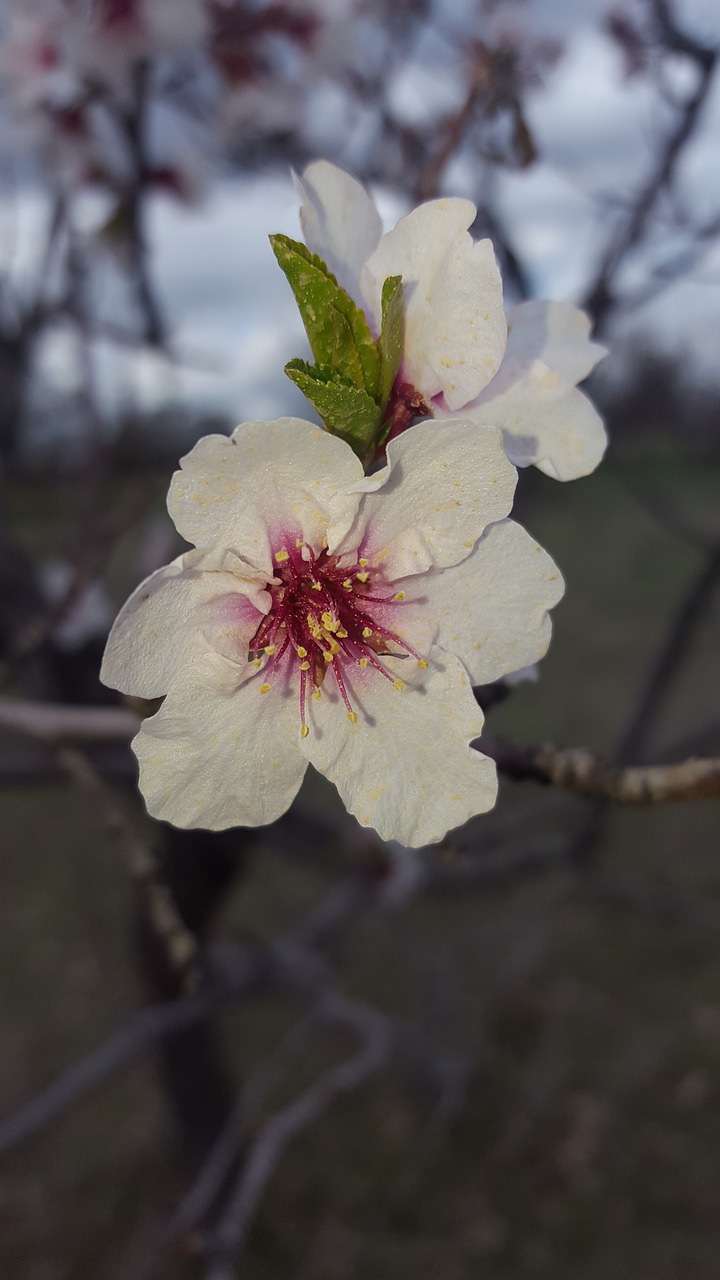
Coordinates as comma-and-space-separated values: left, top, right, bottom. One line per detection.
3, 0, 209, 91
102, 417, 563, 846
294, 161, 607, 480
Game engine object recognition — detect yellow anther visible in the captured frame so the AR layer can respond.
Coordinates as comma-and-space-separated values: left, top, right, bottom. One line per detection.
295, 538, 304, 548
299, 660, 310, 671
311, 581, 323, 591
356, 571, 369, 583
312, 688, 322, 699
260, 682, 271, 694
321, 611, 334, 628
264, 644, 276, 655
252, 657, 262, 668
418, 659, 428, 669
393, 679, 404, 691
274, 548, 289, 563
359, 558, 369, 567
362, 626, 373, 639
301, 724, 310, 739
393, 591, 405, 601
297, 645, 308, 658
337, 627, 348, 639
323, 651, 334, 662
347, 711, 358, 724
343, 578, 353, 589
359, 658, 368, 668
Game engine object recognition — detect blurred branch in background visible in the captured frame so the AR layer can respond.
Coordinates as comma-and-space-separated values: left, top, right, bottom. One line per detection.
586, 0, 719, 328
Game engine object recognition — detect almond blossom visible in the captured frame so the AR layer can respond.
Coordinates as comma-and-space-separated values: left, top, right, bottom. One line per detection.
294, 161, 607, 480
101, 416, 563, 847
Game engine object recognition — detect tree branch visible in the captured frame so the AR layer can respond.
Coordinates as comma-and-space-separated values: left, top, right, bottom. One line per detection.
584, 0, 717, 328
202, 994, 390, 1280
483, 737, 720, 803
0, 699, 141, 743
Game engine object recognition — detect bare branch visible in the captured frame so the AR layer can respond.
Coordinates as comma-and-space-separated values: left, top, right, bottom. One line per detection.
582, 872, 720, 931
148, 1015, 319, 1270
483, 737, 720, 803
0, 963, 259, 1161
584, 0, 718, 328
203, 994, 390, 1280
0, 699, 140, 744
0, 866, 383, 1164
617, 545, 720, 765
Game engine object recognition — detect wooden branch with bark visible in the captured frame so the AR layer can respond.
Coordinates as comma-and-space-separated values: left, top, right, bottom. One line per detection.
2, 696, 718, 807
482, 736, 720, 803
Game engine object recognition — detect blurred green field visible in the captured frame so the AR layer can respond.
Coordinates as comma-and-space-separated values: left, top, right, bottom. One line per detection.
1, 447, 719, 1279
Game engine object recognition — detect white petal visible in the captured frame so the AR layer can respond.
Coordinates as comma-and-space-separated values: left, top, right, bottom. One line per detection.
506, 300, 606, 385
167, 418, 365, 572
300, 648, 496, 847
361, 199, 507, 410
295, 161, 383, 306
101, 550, 267, 699
508, 383, 607, 481
339, 418, 516, 578
133, 652, 307, 830
460, 362, 607, 482
398, 520, 565, 685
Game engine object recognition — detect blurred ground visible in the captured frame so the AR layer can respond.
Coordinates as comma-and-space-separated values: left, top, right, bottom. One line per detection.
1, 438, 719, 1279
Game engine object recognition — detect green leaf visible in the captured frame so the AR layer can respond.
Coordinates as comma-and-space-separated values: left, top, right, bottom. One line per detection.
270, 235, 380, 399
377, 275, 404, 410
285, 359, 381, 460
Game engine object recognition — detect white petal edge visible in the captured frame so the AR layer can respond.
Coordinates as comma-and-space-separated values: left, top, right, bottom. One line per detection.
300, 647, 496, 847
133, 651, 307, 830
101, 550, 268, 700
338, 417, 517, 578
361, 199, 507, 410
397, 519, 565, 685
503, 381, 608, 481
294, 161, 383, 307
459, 367, 607, 481
167, 418, 365, 572
506, 299, 607, 386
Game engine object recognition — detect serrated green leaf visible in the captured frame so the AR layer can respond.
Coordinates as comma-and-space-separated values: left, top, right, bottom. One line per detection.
377, 275, 404, 409
270, 235, 380, 399
285, 359, 381, 460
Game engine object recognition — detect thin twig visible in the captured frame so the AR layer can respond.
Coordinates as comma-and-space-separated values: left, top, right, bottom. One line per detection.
0, 865, 385, 1164
584, 0, 717, 328
0, 968, 258, 1160
483, 737, 720, 803
202, 994, 390, 1280
580, 873, 720, 931
616, 545, 720, 765
0, 699, 140, 744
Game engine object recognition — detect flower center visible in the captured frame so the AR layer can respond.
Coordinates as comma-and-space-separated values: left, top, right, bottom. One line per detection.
248, 540, 426, 738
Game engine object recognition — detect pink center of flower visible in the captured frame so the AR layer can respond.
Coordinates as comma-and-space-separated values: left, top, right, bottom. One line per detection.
248, 539, 426, 738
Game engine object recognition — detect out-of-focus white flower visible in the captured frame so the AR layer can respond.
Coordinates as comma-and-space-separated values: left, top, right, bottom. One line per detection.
294, 161, 607, 480
4, 0, 210, 90
101, 416, 563, 846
